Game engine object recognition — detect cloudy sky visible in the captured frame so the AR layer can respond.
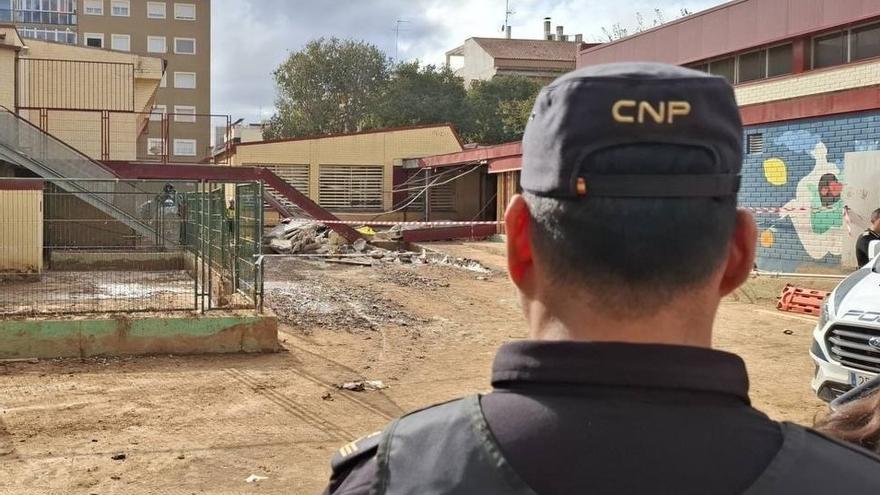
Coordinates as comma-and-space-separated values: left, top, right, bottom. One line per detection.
211, 0, 723, 123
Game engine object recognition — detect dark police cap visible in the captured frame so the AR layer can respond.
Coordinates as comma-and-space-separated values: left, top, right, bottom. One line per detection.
521, 62, 743, 199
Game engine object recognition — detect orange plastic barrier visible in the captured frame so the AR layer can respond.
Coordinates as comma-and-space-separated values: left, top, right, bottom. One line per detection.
776, 284, 830, 317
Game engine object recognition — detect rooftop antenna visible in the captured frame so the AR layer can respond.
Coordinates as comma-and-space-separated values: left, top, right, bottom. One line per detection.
501, 0, 515, 37
394, 19, 411, 62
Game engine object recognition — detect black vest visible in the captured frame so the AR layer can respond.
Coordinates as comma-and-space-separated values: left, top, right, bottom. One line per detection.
371, 395, 880, 494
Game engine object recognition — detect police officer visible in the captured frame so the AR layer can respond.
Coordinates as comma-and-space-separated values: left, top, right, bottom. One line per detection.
856, 208, 880, 266
323, 63, 880, 495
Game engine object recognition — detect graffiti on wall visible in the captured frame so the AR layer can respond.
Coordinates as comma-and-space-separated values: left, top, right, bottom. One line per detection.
744, 113, 880, 272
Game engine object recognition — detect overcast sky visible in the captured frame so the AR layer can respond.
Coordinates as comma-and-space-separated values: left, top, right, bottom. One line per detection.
211, 0, 723, 124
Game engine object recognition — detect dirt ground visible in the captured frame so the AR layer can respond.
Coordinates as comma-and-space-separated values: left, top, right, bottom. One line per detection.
0, 240, 838, 494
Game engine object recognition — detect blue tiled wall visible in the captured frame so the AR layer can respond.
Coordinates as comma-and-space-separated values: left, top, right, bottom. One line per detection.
743, 112, 880, 272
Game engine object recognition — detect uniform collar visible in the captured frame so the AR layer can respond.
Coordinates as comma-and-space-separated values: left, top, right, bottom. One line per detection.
492, 341, 750, 404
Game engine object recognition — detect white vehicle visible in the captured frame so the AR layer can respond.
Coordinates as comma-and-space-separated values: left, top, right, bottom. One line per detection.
811, 240, 880, 402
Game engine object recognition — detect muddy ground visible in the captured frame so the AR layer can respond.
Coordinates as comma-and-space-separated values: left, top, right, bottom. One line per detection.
0, 240, 838, 494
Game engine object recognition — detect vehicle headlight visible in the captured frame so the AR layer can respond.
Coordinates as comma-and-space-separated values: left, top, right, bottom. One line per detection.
818, 298, 831, 329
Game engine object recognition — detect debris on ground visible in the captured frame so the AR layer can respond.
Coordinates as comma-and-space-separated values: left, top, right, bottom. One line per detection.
111, 453, 126, 461
321, 392, 334, 401
336, 380, 387, 392
264, 273, 423, 332
378, 266, 450, 290
245, 474, 268, 483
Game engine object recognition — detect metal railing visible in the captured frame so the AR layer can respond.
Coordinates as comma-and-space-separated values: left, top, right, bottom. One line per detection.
18, 59, 136, 112
0, 178, 263, 316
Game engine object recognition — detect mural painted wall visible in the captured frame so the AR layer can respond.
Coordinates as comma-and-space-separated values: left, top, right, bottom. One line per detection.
742, 112, 880, 272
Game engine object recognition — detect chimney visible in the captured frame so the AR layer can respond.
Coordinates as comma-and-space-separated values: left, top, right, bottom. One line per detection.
505, 25, 512, 39
544, 17, 552, 40
556, 25, 564, 41
574, 34, 583, 43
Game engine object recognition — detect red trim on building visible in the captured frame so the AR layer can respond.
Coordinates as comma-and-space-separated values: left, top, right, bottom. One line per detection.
488, 156, 522, 174
577, 0, 880, 68
419, 141, 521, 168
234, 123, 465, 150
740, 85, 880, 126
0, 179, 43, 190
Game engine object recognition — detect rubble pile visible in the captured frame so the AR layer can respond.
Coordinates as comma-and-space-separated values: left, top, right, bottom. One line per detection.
265, 219, 492, 274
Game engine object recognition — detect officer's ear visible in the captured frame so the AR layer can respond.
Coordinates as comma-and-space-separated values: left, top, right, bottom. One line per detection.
504, 194, 534, 287
718, 209, 757, 297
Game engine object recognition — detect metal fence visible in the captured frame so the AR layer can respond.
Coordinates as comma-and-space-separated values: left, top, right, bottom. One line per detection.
0, 178, 263, 316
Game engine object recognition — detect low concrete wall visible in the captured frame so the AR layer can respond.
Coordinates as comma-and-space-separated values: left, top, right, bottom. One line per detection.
0, 313, 278, 359
49, 251, 186, 271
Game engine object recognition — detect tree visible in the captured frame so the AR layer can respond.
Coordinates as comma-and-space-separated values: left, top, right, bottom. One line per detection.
464, 75, 542, 145
263, 38, 390, 140
369, 62, 469, 132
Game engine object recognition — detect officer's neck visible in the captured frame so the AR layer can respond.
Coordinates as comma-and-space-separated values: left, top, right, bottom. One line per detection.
523, 289, 718, 348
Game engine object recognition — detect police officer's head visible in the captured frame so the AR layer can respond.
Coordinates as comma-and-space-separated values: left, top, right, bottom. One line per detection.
506, 63, 756, 322
872, 208, 880, 231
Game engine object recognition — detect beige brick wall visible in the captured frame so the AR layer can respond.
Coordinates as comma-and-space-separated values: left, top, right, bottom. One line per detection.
233, 126, 463, 211
10, 40, 162, 160
0, 49, 16, 109
736, 60, 880, 106
0, 189, 43, 273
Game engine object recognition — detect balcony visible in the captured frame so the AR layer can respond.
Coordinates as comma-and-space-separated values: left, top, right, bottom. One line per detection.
0, 9, 77, 26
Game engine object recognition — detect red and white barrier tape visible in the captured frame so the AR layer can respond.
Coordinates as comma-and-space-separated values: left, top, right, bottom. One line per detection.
296, 206, 841, 228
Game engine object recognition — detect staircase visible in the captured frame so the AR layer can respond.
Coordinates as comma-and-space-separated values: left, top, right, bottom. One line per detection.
0, 108, 160, 243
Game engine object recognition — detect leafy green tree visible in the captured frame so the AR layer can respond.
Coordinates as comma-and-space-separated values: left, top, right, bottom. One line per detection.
369, 62, 469, 132
263, 38, 390, 139
464, 76, 542, 145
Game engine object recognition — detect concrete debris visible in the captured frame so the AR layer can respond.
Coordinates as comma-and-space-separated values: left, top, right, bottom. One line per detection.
245, 474, 268, 483
336, 380, 387, 392
353, 238, 367, 252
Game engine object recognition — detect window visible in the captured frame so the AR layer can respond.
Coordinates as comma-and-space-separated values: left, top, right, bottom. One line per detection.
147, 138, 165, 156
174, 37, 196, 55
19, 27, 77, 44
149, 104, 166, 122
174, 105, 196, 122
767, 44, 794, 77
747, 133, 764, 155
174, 72, 196, 89
258, 164, 311, 204
110, 34, 130, 51
111, 0, 129, 16
852, 22, 880, 61
708, 57, 735, 82
174, 139, 197, 157
146, 1, 166, 19
147, 36, 166, 53
737, 50, 766, 83
319, 165, 384, 210
84, 0, 103, 15
84, 32, 104, 48
813, 31, 847, 68
174, 2, 195, 20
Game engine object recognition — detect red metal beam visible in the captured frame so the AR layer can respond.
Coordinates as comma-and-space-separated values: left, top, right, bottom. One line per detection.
401, 224, 497, 243
102, 161, 362, 242
740, 85, 880, 126
419, 142, 522, 168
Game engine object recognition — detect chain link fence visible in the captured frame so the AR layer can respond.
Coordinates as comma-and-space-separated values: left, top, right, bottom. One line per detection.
0, 178, 262, 316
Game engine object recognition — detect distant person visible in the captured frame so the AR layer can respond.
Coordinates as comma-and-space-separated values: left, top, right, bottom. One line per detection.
323, 63, 880, 495
856, 208, 880, 266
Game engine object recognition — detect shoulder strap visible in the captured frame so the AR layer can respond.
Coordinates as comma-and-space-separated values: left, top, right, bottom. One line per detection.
373, 395, 537, 495
743, 422, 880, 494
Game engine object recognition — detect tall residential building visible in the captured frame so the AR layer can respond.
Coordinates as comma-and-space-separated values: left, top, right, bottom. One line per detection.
6, 0, 211, 162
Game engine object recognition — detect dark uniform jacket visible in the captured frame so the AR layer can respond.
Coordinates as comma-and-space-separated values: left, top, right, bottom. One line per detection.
856, 229, 880, 267
324, 342, 880, 495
